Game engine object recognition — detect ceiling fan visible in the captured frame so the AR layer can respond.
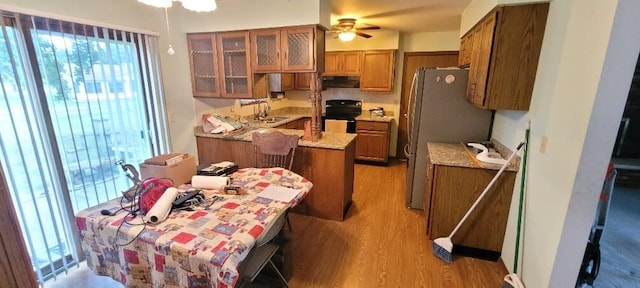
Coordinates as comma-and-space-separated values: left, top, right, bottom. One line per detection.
329, 18, 381, 41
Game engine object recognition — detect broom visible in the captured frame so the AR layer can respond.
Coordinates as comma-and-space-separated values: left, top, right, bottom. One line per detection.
503, 121, 530, 288
432, 141, 525, 263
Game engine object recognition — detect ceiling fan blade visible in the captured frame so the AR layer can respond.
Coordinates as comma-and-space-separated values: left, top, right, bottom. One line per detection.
356, 31, 372, 39
356, 25, 380, 31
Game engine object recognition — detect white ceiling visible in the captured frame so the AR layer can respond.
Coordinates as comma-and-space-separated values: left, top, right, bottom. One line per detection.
330, 0, 471, 34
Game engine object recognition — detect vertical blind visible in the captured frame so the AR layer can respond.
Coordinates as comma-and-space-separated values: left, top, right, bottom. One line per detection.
0, 11, 169, 284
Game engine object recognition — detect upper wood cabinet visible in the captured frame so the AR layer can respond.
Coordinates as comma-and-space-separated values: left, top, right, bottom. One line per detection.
360, 50, 395, 92
188, 31, 259, 98
187, 33, 221, 97
324, 51, 361, 76
464, 3, 549, 110
217, 31, 253, 98
250, 25, 325, 73
294, 73, 312, 91
458, 31, 475, 66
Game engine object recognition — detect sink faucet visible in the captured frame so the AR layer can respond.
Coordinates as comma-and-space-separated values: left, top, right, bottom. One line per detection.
257, 101, 270, 119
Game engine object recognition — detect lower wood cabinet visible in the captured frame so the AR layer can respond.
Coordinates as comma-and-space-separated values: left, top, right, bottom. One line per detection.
196, 136, 354, 221
425, 144, 516, 260
355, 120, 390, 163
275, 117, 309, 130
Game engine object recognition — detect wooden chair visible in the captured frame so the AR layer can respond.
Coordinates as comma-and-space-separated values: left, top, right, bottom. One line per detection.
251, 131, 299, 171
237, 208, 290, 288
251, 131, 299, 232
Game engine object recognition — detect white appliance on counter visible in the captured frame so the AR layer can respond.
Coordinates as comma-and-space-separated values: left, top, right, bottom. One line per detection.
404, 68, 493, 209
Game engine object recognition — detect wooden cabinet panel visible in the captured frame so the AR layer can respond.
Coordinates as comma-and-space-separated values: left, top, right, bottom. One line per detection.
324, 52, 341, 75
427, 165, 516, 253
281, 73, 295, 91
458, 32, 474, 66
468, 12, 497, 107
464, 3, 549, 110
187, 33, 221, 97
355, 120, 390, 163
294, 73, 312, 90
196, 136, 355, 221
187, 31, 259, 99
251, 26, 324, 73
355, 131, 388, 162
323, 51, 361, 76
217, 31, 253, 98
360, 50, 395, 92
282, 26, 315, 72
251, 29, 282, 72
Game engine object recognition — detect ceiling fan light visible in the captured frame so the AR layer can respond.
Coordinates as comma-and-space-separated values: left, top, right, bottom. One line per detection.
180, 0, 217, 12
138, 0, 172, 8
338, 31, 356, 42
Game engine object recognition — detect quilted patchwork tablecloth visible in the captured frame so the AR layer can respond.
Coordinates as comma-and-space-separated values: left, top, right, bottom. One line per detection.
75, 168, 312, 288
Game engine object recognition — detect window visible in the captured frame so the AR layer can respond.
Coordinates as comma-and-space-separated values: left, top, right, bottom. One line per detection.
0, 11, 169, 284
84, 80, 103, 94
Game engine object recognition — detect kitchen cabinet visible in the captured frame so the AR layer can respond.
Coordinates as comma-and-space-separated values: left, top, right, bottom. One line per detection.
187, 33, 221, 97
425, 143, 517, 260
250, 25, 325, 73
196, 135, 354, 221
458, 30, 475, 66
360, 50, 395, 92
268, 73, 295, 91
275, 117, 310, 130
294, 73, 312, 91
355, 120, 390, 163
188, 31, 260, 98
324, 51, 361, 76
464, 3, 549, 110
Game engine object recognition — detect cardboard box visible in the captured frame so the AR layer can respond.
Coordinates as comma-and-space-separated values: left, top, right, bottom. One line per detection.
139, 154, 196, 187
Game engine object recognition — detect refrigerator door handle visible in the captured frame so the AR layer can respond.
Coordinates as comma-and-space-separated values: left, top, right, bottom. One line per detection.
406, 70, 419, 145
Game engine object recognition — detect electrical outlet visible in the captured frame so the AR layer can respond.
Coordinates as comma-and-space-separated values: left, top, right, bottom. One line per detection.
540, 136, 548, 154
168, 111, 176, 124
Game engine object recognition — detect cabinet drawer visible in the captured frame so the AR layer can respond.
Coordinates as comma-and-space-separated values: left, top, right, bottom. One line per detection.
356, 120, 388, 131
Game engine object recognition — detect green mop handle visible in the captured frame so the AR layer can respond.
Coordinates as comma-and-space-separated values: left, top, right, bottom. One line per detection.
514, 124, 530, 273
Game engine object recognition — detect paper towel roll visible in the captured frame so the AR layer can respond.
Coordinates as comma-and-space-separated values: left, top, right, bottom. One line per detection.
143, 187, 179, 224
191, 175, 229, 190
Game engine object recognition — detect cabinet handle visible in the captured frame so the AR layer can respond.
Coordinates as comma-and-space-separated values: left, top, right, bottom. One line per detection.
277, 51, 280, 59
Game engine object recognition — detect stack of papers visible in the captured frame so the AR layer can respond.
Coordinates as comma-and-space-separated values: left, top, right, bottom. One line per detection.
257, 185, 301, 203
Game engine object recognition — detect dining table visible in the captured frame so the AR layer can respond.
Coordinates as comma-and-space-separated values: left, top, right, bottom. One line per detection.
74, 167, 312, 287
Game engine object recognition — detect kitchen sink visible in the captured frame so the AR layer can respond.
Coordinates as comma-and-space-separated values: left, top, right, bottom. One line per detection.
263, 116, 289, 123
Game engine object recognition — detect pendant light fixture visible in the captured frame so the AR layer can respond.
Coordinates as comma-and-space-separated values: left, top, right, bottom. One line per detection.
138, 0, 217, 13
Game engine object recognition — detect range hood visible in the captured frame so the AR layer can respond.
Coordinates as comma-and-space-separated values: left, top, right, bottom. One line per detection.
322, 76, 360, 89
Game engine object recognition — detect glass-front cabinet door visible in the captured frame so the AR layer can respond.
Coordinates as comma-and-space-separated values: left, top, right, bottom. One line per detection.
251, 29, 282, 72
217, 31, 253, 98
187, 34, 220, 97
282, 27, 315, 71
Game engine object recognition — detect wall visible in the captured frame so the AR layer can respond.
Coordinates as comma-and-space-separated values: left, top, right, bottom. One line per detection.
461, 0, 640, 287
402, 31, 460, 52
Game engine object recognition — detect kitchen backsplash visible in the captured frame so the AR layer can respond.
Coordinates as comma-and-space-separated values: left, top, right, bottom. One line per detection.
194, 87, 396, 125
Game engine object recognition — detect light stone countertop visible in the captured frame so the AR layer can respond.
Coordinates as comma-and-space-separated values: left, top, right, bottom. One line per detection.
355, 115, 394, 122
195, 126, 357, 150
427, 142, 519, 172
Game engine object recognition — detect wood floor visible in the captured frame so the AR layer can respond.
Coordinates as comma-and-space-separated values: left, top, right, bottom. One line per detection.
285, 160, 507, 288
47, 160, 507, 287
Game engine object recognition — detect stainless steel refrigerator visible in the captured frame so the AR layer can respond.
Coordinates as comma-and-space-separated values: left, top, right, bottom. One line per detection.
404, 68, 493, 209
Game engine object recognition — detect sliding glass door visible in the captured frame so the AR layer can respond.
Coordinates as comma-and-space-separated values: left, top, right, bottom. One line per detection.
0, 12, 169, 283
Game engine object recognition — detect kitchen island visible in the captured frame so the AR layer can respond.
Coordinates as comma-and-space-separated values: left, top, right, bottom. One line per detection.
195, 125, 356, 221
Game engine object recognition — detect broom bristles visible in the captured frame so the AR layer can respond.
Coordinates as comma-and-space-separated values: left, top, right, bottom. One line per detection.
432, 237, 453, 263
